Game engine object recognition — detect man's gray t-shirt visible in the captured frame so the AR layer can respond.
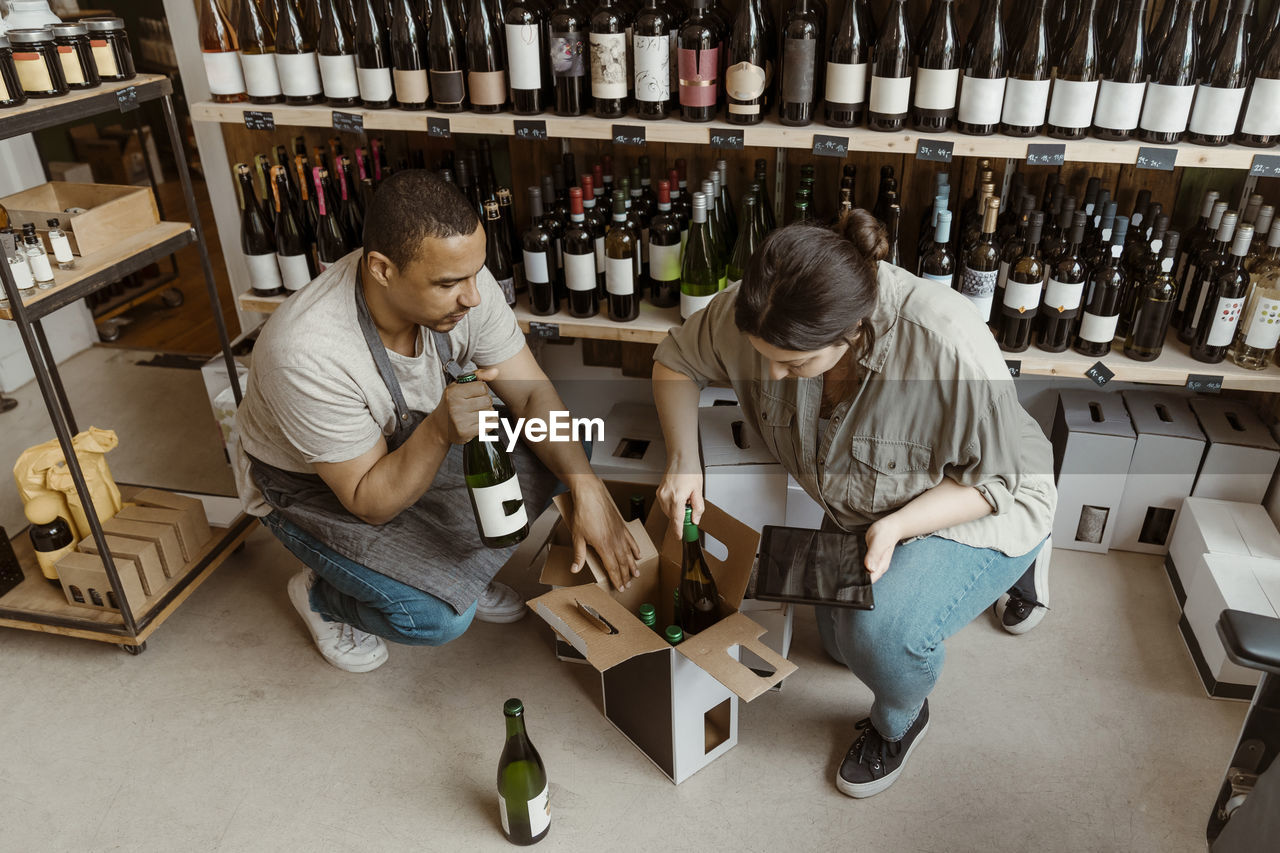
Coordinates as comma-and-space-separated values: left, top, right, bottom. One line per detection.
231, 249, 525, 515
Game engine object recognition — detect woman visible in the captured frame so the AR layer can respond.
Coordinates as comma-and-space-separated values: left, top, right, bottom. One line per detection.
652, 210, 1056, 799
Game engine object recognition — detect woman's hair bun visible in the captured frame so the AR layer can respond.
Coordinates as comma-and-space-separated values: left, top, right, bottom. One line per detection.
833, 208, 888, 263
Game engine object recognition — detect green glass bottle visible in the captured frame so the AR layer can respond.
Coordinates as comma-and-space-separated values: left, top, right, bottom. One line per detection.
497, 698, 550, 845
665, 625, 684, 645
726, 193, 760, 288
680, 191, 720, 319
678, 505, 720, 636
459, 374, 529, 548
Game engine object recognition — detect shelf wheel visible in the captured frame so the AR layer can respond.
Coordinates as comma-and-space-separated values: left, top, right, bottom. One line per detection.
120, 641, 147, 656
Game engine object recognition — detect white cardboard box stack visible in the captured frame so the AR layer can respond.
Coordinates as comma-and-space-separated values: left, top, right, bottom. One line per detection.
1050, 390, 1137, 553
1189, 398, 1280, 503
591, 403, 667, 486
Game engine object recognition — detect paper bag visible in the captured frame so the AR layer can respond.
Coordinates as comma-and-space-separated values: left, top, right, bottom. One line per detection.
14, 427, 123, 540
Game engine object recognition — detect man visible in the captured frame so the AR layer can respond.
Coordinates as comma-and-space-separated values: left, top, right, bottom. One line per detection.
232, 169, 639, 672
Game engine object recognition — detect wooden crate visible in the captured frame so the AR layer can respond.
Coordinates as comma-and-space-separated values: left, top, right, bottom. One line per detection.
0, 182, 160, 256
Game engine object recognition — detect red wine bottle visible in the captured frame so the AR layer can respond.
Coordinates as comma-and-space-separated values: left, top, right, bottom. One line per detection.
1000, 0, 1051, 136
912, 0, 960, 132
1046, 0, 1099, 139
1073, 215, 1129, 357
678, 0, 721, 122
1092, 0, 1146, 140
998, 211, 1045, 353
956, 0, 1006, 135
1238, 8, 1280, 147
563, 187, 598, 317
779, 0, 821, 126
549, 0, 589, 116
823, 0, 868, 128
1187, 0, 1252, 146
868, 0, 910, 131
1139, 0, 1200, 143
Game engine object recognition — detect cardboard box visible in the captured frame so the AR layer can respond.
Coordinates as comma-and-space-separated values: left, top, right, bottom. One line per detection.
700, 406, 788, 534
785, 475, 825, 529
131, 489, 212, 557
1190, 398, 1280, 504
1050, 390, 1137, 553
115, 505, 194, 561
47, 161, 94, 183
0, 181, 159, 257
1113, 392, 1206, 554
1165, 497, 1280, 607
54, 551, 148, 613
528, 497, 795, 784
101, 516, 184, 578
699, 387, 737, 407
69, 124, 161, 187
77, 534, 166, 596
590, 403, 667, 486
1180, 554, 1280, 699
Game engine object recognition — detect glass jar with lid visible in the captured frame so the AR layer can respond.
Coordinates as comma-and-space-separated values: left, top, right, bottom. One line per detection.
50, 23, 100, 90
8, 28, 68, 99
0, 37, 29, 108
83, 17, 136, 82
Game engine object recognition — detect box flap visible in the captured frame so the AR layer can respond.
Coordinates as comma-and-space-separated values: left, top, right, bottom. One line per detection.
1202, 554, 1278, 616
1257, 572, 1280, 616
1191, 499, 1257, 555
1191, 398, 1280, 450
538, 508, 661, 613
1057, 390, 1135, 438
675, 612, 798, 700
655, 500, 761, 611
1122, 392, 1205, 441
529, 583, 670, 671
700, 405, 778, 467
1234, 504, 1280, 560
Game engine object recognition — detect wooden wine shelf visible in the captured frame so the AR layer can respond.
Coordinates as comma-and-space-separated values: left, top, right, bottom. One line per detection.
0, 74, 172, 138
240, 288, 1280, 390
189, 100, 1272, 170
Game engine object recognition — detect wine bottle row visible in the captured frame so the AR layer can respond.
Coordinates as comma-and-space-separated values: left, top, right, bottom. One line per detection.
200, 0, 1280, 148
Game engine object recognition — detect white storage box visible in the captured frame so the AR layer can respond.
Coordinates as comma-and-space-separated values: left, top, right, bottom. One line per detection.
1165, 497, 1280, 607
1113, 392, 1206, 554
785, 475, 826, 529
1050, 390, 1136, 553
1180, 554, 1280, 699
590, 403, 667, 486
700, 405, 788, 534
1190, 398, 1280, 503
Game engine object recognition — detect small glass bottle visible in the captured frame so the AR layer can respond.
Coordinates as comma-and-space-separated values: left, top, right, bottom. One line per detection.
51, 23, 101, 90
8, 28, 69, 98
25, 494, 75, 584
46, 218, 74, 270
83, 17, 137, 82
22, 225, 55, 288
5, 230, 36, 301
0, 36, 31, 108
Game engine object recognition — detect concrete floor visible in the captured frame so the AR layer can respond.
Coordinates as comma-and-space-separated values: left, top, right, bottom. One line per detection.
0, 347, 1250, 852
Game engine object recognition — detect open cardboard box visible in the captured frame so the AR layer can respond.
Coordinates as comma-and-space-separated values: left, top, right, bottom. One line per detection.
0, 181, 159, 256
528, 494, 796, 784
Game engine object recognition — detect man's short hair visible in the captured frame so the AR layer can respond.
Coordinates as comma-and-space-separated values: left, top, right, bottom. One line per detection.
363, 170, 480, 270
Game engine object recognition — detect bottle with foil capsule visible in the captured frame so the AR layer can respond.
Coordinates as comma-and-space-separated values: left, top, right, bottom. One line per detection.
1232, 222, 1280, 368
1191, 223, 1255, 363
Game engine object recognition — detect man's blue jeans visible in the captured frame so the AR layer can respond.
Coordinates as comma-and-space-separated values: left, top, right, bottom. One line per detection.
263, 512, 475, 646
816, 534, 1045, 741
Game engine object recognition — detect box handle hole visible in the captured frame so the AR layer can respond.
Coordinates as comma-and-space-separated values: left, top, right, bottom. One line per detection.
1155, 404, 1172, 423
1089, 403, 1103, 423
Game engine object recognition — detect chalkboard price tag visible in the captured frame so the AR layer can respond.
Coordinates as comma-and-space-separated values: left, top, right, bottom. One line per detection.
1006, 359, 1022, 378
1186, 373, 1224, 394
1135, 146, 1177, 171
612, 124, 646, 146
812, 134, 849, 158
116, 86, 138, 113
710, 128, 745, 150
1026, 143, 1066, 166
915, 138, 954, 163
428, 116, 451, 138
1250, 154, 1280, 178
332, 111, 365, 134
528, 321, 560, 340
1085, 361, 1115, 387
244, 110, 275, 131
513, 119, 548, 140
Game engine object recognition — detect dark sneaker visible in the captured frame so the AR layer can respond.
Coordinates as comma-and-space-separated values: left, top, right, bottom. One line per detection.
993, 537, 1051, 635
835, 700, 930, 799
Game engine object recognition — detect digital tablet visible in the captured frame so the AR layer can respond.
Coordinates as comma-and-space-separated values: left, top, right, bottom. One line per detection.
751, 525, 875, 610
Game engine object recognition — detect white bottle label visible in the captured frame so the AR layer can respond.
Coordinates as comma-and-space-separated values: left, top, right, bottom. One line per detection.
9, 256, 34, 291
1002, 77, 1051, 127
1043, 277, 1085, 312
633, 34, 670, 102
997, 259, 1011, 289
605, 254, 635, 295
1047, 77, 1099, 129
27, 251, 53, 283
593, 236, 606, 275
1205, 296, 1245, 346
276, 52, 323, 97
680, 290, 717, 318
1242, 78, 1280, 136
1244, 296, 1280, 349
1093, 80, 1146, 131
203, 50, 245, 95
49, 233, 74, 263
500, 784, 550, 838
922, 272, 953, 285
1003, 279, 1042, 313
245, 252, 283, 291
1188, 85, 1247, 136
960, 266, 998, 321
240, 51, 283, 98
824, 61, 867, 106
471, 474, 527, 537
277, 252, 312, 291
564, 251, 596, 291
649, 242, 681, 282
318, 53, 360, 98
1139, 82, 1196, 133
522, 249, 550, 284
914, 67, 960, 110
958, 74, 1005, 125
590, 32, 628, 99
356, 65, 394, 102
1078, 311, 1118, 343
869, 75, 911, 115
506, 23, 543, 90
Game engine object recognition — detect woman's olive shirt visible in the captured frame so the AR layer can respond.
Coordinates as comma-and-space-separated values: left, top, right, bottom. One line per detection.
654, 262, 1057, 557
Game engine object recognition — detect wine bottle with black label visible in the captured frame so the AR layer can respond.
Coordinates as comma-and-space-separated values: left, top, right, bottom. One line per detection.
779, 0, 820, 126
428, 0, 467, 110
868, 0, 910, 131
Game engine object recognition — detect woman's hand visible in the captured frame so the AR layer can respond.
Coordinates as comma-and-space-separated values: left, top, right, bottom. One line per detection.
657, 467, 705, 529
864, 514, 903, 583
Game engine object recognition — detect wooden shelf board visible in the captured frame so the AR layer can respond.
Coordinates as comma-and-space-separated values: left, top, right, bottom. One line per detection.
190, 99, 1268, 168
0, 75, 171, 137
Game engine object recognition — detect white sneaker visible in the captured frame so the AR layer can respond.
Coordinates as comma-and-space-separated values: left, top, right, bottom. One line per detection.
287, 571, 389, 672
475, 581, 526, 624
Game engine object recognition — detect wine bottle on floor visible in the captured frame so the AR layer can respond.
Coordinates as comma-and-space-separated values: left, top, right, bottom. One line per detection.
459, 374, 529, 548
497, 698, 550, 846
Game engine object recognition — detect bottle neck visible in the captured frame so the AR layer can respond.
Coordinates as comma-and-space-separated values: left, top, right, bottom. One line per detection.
505, 713, 527, 740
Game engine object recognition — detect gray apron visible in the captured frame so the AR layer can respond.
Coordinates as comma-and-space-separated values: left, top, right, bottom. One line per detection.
250, 278, 553, 614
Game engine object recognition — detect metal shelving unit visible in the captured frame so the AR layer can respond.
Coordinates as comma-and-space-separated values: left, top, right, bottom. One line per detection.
0, 75, 254, 654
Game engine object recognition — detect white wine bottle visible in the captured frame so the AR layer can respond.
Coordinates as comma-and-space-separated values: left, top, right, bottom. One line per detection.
459, 374, 529, 548
678, 505, 721, 635
497, 698, 550, 846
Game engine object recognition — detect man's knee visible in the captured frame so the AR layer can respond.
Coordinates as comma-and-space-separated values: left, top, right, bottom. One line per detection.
382, 599, 476, 646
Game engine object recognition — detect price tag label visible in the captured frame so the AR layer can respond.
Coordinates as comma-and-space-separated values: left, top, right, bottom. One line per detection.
1085, 361, 1115, 387
428, 116, 451, 138
1186, 373, 1224, 394
1135, 146, 1177, 171
514, 119, 548, 140
812, 134, 849, 158
528, 321, 560, 340
244, 110, 275, 131
1026, 143, 1065, 166
1250, 154, 1280, 178
710, 128, 745, 151
915, 138, 954, 163
612, 124, 646, 146
1006, 359, 1022, 378
116, 85, 138, 113
332, 111, 364, 134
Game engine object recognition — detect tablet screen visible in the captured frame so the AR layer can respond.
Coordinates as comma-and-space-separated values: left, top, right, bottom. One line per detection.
751, 525, 875, 610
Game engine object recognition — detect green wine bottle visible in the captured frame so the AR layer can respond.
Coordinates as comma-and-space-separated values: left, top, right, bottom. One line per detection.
726, 193, 760, 288
497, 698, 550, 845
677, 505, 720, 635
680, 191, 720, 319
665, 625, 684, 645
458, 374, 529, 548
